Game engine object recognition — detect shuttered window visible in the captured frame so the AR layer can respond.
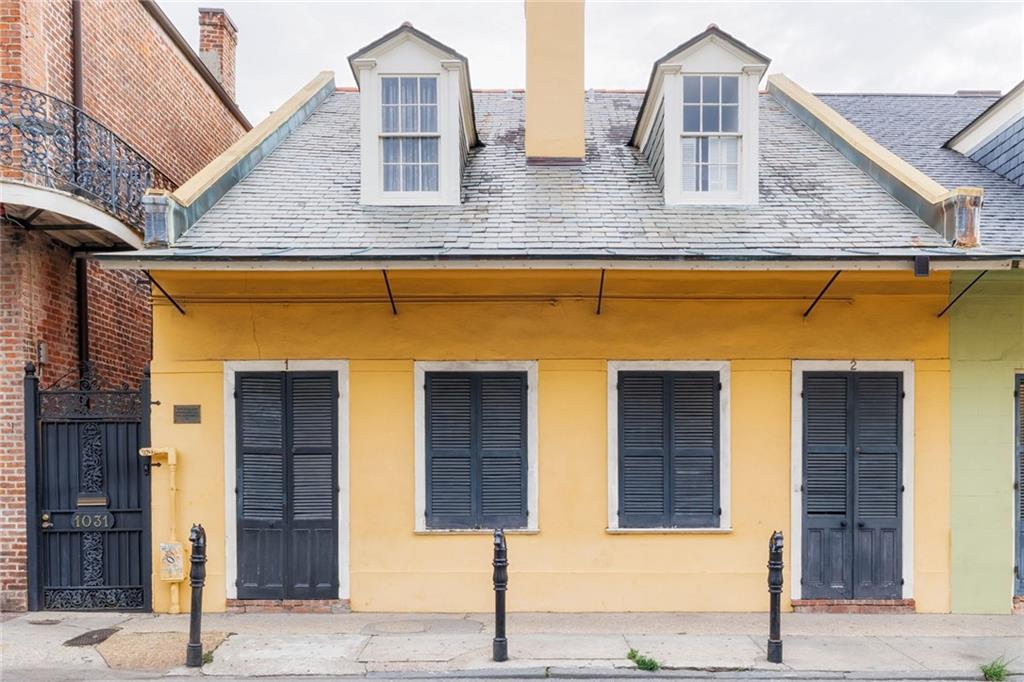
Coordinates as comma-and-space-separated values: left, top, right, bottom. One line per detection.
618, 371, 721, 528
425, 372, 528, 529
1016, 375, 1024, 596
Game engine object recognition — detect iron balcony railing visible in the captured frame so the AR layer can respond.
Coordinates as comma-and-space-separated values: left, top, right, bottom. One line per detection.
0, 81, 176, 231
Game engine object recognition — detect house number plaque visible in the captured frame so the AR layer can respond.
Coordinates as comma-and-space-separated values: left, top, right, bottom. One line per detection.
71, 511, 115, 529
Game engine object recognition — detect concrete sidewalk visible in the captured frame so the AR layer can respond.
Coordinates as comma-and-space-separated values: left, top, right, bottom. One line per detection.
1, 611, 1021, 681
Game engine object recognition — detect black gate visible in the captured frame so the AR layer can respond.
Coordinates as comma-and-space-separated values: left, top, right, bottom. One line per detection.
25, 364, 152, 611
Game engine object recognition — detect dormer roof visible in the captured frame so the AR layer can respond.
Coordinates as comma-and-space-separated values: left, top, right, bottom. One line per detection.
630, 25, 771, 146
347, 22, 479, 147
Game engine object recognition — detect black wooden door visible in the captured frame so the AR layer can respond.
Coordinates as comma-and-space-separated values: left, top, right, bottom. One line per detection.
26, 366, 151, 611
802, 372, 902, 600
236, 371, 338, 600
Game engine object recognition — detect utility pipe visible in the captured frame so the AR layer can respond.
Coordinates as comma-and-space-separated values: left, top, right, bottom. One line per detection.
140, 447, 181, 613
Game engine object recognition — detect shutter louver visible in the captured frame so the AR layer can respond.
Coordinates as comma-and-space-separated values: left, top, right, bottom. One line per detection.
426, 374, 475, 527
239, 375, 285, 520
853, 375, 900, 518
479, 375, 527, 524
805, 374, 849, 515
670, 374, 719, 525
290, 375, 336, 521
619, 374, 667, 525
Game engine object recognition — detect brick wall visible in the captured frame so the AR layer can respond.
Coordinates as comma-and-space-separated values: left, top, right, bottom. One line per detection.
0, 0, 246, 610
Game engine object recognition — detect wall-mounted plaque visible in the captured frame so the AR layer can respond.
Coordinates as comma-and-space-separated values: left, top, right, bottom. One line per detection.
173, 404, 201, 424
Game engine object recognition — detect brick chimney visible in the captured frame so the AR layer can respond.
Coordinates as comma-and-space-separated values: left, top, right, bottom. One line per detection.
525, 0, 585, 163
198, 7, 237, 100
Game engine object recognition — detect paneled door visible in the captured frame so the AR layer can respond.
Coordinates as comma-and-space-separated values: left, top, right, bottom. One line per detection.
235, 371, 338, 600
802, 372, 903, 600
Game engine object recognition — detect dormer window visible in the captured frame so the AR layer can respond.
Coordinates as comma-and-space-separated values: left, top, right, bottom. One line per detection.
349, 23, 479, 206
682, 75, 740, 192
382, 76, 439, 192
630, 25, 770, 206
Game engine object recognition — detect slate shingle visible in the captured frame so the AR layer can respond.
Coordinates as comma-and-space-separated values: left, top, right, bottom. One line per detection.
162, 90, 1016, 259
820, 93, 1024, 252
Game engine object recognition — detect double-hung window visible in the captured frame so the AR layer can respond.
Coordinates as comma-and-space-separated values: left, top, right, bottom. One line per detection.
381, 76, 439, 192
682, 75, 740, 193
616, 370, 722, 529
424, 371, 528, 529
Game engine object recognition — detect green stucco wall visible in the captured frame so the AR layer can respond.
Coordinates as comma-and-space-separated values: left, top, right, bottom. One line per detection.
950, 270, 1024, 614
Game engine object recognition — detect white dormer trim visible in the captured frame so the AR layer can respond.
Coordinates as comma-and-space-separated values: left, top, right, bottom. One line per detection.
632, 27, 769, 207
350, 26, 476, 206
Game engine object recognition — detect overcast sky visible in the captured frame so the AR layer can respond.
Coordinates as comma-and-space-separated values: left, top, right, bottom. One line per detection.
159, 1, 1024, 124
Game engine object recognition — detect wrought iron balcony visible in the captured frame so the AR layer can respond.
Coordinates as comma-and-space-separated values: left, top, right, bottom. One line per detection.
0, 81, 176, 232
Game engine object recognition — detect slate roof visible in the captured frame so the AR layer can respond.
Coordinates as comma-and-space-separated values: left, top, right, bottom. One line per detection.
820, 94, 1024, 252
138, 89, 1019, 262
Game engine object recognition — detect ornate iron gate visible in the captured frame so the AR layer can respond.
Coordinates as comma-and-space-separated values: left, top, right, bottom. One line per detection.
25, 364, 151, 611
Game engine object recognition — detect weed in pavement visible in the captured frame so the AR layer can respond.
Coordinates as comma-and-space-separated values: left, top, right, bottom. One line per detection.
627, 647, 661, 672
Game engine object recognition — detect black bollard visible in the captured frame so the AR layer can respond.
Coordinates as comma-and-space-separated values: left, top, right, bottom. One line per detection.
492, 528, 508, 662
186, 524, 207, 667
767, 530, 784, 664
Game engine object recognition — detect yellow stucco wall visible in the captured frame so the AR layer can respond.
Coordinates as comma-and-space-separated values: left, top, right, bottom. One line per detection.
147, 269, 951, 613
524, 0, 585, 159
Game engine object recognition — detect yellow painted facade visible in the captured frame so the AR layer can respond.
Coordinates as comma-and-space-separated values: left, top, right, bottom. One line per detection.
148, 269, 951, 613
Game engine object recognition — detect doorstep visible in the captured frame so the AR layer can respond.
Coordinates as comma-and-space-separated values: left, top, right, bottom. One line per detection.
791, 599, 915, 614
225, 598, 351, 614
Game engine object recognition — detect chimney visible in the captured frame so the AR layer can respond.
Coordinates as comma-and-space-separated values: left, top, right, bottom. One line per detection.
525, 0, 585, 163
198, 7, 238, 100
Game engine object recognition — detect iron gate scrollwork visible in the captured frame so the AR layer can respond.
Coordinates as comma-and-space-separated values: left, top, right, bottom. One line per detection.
26, 363, 152, 611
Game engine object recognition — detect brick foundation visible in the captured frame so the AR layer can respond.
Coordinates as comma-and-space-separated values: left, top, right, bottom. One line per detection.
791, 598, 916, 614
226, 599, 352, 614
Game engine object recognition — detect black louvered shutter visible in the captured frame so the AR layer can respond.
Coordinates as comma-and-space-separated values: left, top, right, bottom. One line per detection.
619, 372, 720, 529
426, 372, 527, 529
286, 373, 339, 599
479, 375, 528, 527
619, 374, 668, 527
236, 373, 286, 598
1015, 376, 1023, 596
851, 373, 902, 598
802, 373, 852, 599
670, 373, 720, 527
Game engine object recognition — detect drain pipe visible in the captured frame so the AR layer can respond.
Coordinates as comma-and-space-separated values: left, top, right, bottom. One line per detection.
72, 0, 89, 375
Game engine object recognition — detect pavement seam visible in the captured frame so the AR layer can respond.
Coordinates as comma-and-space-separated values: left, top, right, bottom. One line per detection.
871, 634, 930, 672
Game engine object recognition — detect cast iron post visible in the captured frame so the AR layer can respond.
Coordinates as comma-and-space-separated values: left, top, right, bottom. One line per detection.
767, 530, 784, 664
186, 524, 207, 667
492, 528, 508, 662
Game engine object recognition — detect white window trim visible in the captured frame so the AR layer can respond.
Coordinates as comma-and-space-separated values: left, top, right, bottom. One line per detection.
357, 55, 461, 206
413, 361, 539, 532
606, 360, 732, 532
664, 65, 761, 206
223, 360, 350, 600
789, 360, 915, 601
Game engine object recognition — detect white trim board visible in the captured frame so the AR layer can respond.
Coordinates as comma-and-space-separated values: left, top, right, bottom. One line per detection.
789, 360, 915, 601
606, 360, 732, 531
223, 360, 350, 600
413, 361, 540, 532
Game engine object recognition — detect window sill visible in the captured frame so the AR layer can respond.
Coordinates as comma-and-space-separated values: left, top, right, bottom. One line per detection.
414, 528, 539, 536
605, 527, 733, 535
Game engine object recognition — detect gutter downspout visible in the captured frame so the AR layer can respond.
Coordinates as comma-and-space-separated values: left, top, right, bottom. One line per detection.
72, 0, 90, 374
